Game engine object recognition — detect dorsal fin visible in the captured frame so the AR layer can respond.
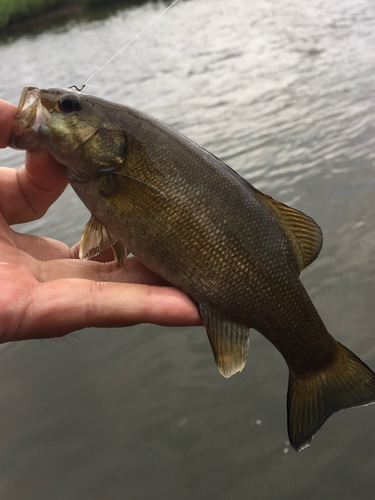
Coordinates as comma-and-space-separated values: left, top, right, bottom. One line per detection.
255, 189, 323, 273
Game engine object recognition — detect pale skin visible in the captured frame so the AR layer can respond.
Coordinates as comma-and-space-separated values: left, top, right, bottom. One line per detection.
0, 98, 201, 343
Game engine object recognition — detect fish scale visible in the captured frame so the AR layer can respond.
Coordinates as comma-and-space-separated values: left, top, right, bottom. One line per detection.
9, 86, 375, 451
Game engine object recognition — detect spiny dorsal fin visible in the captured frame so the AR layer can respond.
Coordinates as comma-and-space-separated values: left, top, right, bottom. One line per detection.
79, 215, 128, 264
198, 303, 249, 378
255, 189, 323, 273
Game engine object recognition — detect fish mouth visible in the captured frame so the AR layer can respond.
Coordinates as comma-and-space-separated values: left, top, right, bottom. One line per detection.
15, 87, 44, 129
8, 86, 50, 150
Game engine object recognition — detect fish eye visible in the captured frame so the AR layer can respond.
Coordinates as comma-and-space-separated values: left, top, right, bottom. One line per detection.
58, 95, 80, 113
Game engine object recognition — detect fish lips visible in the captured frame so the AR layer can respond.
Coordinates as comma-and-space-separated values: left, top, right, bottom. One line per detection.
8, 86, 50, 150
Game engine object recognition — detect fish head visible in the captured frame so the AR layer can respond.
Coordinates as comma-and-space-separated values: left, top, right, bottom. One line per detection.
9, 87, 128, 182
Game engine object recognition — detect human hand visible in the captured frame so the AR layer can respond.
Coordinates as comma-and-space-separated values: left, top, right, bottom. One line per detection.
0, 98, 201, 343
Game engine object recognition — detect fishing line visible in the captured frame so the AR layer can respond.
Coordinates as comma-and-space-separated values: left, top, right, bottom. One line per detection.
79, 0, 179, 91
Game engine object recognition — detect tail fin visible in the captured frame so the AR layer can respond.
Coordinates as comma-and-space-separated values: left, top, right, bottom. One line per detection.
287, 342, 375, 452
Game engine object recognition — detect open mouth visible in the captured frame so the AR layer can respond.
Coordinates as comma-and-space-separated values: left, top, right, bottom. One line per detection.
14, 86, 51, 132
14, 87, 40, 129
8, 87, 49, 150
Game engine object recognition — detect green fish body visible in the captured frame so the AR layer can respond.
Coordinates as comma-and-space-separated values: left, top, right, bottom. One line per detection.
9, 87, 375, 451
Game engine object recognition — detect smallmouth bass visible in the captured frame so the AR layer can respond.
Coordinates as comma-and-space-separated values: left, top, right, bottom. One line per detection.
9, 86, 375, 451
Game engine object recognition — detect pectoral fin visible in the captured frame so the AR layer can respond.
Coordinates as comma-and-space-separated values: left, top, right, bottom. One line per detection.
79, 215, 128, 264
198, 303, 249, 378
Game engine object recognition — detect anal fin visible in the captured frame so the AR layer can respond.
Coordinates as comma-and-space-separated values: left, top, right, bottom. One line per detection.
198, 303, 249, 378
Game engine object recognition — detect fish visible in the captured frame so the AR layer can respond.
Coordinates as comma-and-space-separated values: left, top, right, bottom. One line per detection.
8, 86, 375, 451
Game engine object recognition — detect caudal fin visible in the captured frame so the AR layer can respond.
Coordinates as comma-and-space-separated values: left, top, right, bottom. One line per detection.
287, 342, 375, 452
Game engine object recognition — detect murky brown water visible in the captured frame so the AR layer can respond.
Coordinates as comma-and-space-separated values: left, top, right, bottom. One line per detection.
1, 0, 375, 498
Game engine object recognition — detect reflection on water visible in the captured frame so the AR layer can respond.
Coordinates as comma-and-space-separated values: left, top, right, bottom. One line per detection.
1, 0, 375, 498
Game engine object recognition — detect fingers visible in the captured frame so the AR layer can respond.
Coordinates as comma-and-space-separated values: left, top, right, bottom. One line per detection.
0, 95, 68, 224
38, 256, 169, 286
23, 149, 68, 193
0, 99, 17, 148
8, 279, 202, 342
0, 232, 201, 344
13, 150, 68, 224
13, 232, 72, 261
1, 229, 168, 285
0, 157, 68, 225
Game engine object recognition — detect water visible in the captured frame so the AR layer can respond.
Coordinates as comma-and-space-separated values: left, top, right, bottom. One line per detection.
1, 0, 375, 498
